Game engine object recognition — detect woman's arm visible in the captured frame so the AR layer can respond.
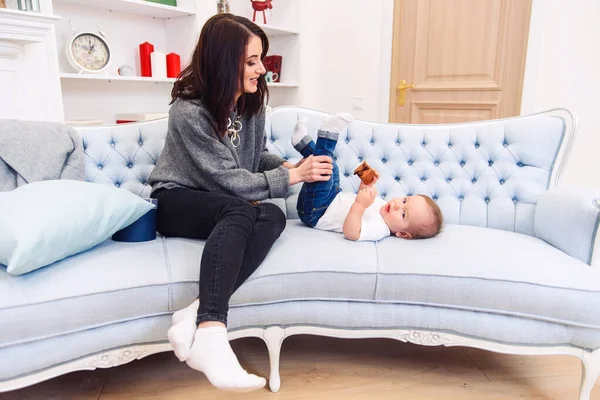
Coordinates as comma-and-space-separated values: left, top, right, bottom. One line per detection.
258, 133, 287, 172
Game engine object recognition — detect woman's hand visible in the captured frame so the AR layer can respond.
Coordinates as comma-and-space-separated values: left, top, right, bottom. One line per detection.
283, 158, 307, 170
288, 155, 333, 185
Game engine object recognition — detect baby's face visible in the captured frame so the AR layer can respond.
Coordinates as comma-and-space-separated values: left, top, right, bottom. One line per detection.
380, 195, 432, 239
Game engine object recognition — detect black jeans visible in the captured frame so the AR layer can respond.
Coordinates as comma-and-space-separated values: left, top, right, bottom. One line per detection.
153, 187, 286, 326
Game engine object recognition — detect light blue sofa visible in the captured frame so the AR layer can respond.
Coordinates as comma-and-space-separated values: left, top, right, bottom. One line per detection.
1, 107, 600, 399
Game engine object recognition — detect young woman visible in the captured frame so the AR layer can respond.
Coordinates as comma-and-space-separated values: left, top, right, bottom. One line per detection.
148, 13, 333, 392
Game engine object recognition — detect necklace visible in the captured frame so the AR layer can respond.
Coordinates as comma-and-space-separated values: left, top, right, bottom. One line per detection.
227, 115, 243, 147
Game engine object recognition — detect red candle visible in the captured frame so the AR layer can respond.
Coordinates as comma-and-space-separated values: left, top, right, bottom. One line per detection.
139, 42, 154, 77
166, 53, 181, 78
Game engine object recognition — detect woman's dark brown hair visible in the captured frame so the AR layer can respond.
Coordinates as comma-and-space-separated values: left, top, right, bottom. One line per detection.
171, 13, 269, 136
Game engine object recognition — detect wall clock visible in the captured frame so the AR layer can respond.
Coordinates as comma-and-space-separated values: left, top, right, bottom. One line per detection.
66, 30, 111, 74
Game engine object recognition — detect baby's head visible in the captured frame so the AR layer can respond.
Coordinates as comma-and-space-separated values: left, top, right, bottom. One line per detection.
380, 195, 443, 239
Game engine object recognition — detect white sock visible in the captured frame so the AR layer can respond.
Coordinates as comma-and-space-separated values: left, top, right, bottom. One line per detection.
186, 327, 266, 392
291, 117, 308, 147
172, 298, 199, 325
320, 113, 354, 134
168, 319, 197, 362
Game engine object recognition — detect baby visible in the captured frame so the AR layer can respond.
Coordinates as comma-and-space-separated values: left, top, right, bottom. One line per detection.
293, 114, 443, 241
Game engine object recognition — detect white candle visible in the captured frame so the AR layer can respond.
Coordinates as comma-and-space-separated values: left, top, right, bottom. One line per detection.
150, 51, 167, 79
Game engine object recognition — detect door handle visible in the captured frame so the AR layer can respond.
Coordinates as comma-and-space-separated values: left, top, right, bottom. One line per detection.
397, 80, 415, 106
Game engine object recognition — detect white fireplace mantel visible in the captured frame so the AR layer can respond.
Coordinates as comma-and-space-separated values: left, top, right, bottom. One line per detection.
0, 8, 60, 43
0, 8, 64, 122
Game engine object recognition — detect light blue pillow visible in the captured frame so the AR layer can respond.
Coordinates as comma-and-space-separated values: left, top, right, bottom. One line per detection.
0, 180, 156, 276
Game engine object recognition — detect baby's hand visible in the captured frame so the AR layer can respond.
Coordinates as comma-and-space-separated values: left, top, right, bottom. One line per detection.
358, 171, 380, 190
356, 186, 377, 208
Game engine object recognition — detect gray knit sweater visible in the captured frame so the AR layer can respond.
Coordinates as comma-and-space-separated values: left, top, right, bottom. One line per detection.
148, 98, 289, 201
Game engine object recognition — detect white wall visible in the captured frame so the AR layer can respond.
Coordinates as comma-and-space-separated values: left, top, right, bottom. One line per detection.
300, 0, 600, 190
297, 0, 393, 122
520, 0, 600, 190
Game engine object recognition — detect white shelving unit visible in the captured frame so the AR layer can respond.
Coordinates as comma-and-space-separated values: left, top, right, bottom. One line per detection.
228, 0, 301, 105
268, 82, 299, 88
60, 72, 176, 83
60, 72, 295, 87
50, 0, 300, 124
54, 0, 196, 18
51, 0, 201, 124
256, 23, 299, 37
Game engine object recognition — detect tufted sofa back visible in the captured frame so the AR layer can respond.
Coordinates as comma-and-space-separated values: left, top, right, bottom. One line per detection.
79, 118, 167, 198
76, 107, 574, 237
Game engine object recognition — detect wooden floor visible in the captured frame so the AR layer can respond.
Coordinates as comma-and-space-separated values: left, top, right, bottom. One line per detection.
2, 335, 600, 400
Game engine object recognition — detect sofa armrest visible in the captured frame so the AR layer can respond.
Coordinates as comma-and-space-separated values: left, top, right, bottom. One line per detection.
534, 187, 600, 265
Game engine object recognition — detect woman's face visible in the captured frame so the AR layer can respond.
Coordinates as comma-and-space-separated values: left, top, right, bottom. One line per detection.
242, 35, 266, 94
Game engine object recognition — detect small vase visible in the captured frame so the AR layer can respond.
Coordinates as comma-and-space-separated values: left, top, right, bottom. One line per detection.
217, 0, 230, 14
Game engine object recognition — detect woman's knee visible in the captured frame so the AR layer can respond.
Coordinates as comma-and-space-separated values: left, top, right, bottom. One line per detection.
259, 203, 287, 233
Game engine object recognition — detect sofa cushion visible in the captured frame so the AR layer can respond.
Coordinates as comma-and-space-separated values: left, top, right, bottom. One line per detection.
375, 224, 600, 328
165, 222, 379, 307
4, 222, 599, 351
0, 238, 169, 348
0, 180, 155, 276
230, 222, 600, 329
166, 221, 600, 331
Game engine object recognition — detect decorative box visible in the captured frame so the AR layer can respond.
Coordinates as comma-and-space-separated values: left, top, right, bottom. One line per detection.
112, 199, 158, 243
